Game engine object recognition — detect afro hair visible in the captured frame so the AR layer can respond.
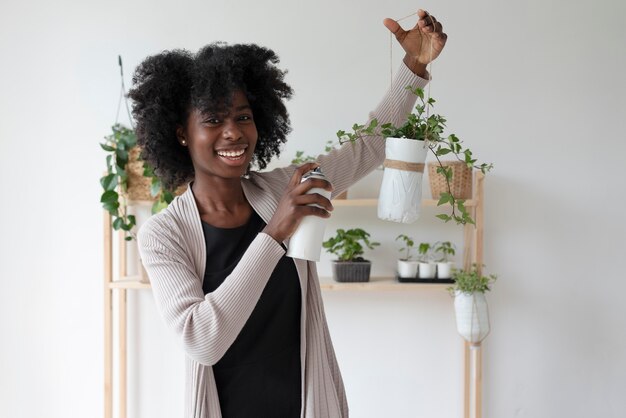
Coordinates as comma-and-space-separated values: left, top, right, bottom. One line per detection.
128, 42, 293, 191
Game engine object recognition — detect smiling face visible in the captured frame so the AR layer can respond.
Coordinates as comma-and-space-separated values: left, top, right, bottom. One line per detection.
178, 90, 258, 181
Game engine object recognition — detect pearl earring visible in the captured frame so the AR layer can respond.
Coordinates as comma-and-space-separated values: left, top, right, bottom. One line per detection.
181, 140, 187, 145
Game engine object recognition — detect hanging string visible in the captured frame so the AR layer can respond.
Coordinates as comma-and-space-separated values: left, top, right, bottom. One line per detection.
389, 12, 418, 85
389, 11, 435, 140
115, 55, 135, 130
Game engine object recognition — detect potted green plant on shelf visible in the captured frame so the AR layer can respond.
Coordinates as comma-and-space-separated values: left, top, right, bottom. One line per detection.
323, 228, 380, 282
336, 86, 493, 225
395, 234, 419, 279
447, 264, 497, 344
434, 240, 456, 279
417, 241, 436, 279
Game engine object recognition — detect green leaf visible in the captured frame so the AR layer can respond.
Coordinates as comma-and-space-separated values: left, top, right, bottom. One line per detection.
436, 214, 452, 222
163, 191, 174, 203
150, 179, 162, 197
437, 193, 451, 206
100, 174, 118, 191
100, 190, 118, 203
102, 201, 119, 213
100, 143, 115, 152
152, 200, 168, 214
112, 217, 124, 230
116, 149, 129, 165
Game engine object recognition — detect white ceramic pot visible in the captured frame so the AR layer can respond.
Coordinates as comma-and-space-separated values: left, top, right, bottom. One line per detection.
418, 262, 437, 279
397, 259, 419, 278
436, 261, 454, 279
378, 137, 429, 224
454, 291, 491, 344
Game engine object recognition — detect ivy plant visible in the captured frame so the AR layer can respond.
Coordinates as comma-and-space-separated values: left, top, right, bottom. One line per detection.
99, 124, 176, 240
447, 264, 497, 295
323, 228, 380, 262
336, 86, 493, 225
99, 124, 138, 240
291, 140, 337, 165
99, 56, 176, 241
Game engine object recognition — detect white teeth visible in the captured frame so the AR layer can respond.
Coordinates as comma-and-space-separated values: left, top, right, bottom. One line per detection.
217, 149, 245, 158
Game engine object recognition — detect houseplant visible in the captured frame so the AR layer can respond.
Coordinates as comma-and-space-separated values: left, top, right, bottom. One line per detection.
434, 240, 456, 279
395, 234, 419, 279
99, 56, 181, 241
336, 86, 493, 225
417, 242, 436, 279
322, 228, 380, 282
447, 264, 497, 344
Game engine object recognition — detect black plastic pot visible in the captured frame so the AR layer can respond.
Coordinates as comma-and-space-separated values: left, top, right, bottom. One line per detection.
331, 260, 371, 282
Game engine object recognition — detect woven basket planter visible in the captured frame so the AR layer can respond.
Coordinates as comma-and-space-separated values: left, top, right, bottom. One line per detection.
331, 260, 371, 282
124, 147, 187, 201
125, 147, 153, 201
428, 161, 472, 200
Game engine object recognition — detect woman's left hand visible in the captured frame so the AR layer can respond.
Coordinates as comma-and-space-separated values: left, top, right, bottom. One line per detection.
383, 9, 448, 77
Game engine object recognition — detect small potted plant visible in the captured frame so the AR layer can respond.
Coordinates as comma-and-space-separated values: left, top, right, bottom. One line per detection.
337, 86, 493, 225
434, 241, 456, 279
323, 228, 380, 282
447, 264, 497, 344
395, 234, 419, 279
417, 242, 436, 279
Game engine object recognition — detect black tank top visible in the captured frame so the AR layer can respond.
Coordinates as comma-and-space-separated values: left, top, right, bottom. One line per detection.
201, 210, 301, 418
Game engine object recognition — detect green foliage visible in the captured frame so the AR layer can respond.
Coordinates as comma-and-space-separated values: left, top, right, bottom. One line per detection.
395, 234, 416, 260
291, 140, 337, 165
99, 124, 138, 241
323, 228, 380, 262
434, 241, 456, 262
291, 151, 317, 165
99, 124, 175, 241
336, 86, 494, 225
417, 242, 433, 262
142, 162, 176, 215
447, 264, 497, 295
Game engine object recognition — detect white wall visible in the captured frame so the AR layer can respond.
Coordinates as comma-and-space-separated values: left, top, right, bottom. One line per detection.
1, 0, 625, 417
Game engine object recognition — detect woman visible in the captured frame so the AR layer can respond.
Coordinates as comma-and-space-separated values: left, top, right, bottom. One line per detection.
132, 9, 447, 418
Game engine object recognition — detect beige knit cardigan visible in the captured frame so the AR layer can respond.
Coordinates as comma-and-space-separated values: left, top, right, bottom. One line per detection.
137, 65, 426, 418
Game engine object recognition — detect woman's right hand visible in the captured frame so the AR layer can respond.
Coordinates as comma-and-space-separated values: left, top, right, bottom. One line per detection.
262, 162, 334, 243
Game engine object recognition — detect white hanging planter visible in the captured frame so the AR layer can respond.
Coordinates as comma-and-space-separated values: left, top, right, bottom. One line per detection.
454, 291, 491, 344
378, 137, 429, 223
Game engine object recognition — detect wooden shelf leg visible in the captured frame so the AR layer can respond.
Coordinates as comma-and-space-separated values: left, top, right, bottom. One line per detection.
118, 288, 128, 418
464, 340, 470, 418
104, 211, 113, 418
474, 343, 483, 418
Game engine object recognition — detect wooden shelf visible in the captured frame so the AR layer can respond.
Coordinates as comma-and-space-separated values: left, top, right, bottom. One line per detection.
104, 170, 485, 418
109, 277, 150, 289
332, 198, 477, 207
122, 196, 476, 208
107, 276, 449, 291
319, 276, 450, 291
